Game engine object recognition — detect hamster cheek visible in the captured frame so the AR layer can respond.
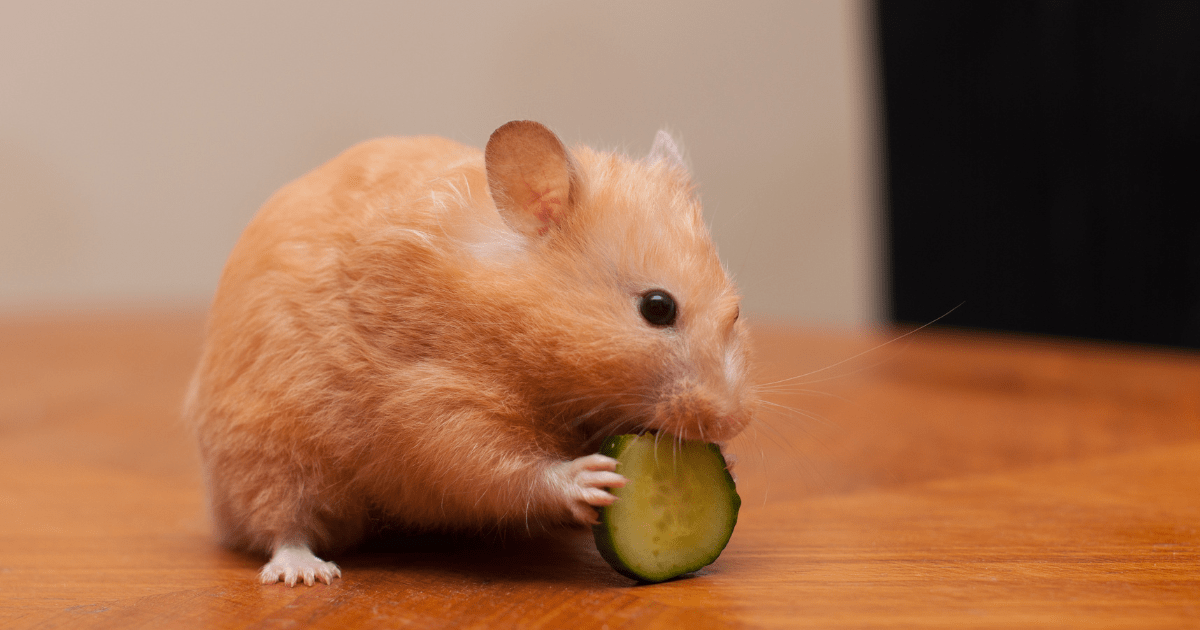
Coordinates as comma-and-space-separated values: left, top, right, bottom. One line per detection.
724, 346, 745, 388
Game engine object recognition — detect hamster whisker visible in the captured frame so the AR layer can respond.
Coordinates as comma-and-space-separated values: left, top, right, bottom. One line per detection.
548, 392, 655, 410
757, 353, 902, 390
752, 385, 852, 402
752, 385, 859, 412
546, 393, 613, 409
565, 400, 615, 428
758, 303, 963, 388
744, 418, 830, 490
584, 416, 642, 447
566, 401, 648, 431
757, 399, 839, 431
741, 427, 774, 505
523, 490, 533, 536
747, 410, 803, 455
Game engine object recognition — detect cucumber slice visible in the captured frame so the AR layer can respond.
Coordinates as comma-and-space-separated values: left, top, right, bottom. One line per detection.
592, 434, 740, 583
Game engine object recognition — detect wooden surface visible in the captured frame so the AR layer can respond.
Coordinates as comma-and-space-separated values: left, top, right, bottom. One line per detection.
1, 310, 1198, 628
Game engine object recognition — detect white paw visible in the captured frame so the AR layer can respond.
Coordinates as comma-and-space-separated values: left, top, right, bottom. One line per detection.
550, 454, 628, 525
259, 543, 341, 587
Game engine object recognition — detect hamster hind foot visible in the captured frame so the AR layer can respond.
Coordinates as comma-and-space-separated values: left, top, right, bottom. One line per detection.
259, 543, 341, 587
549, 454, 627, 525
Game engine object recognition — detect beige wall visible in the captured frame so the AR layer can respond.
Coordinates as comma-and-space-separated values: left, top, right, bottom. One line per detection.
0, 0, 882, 326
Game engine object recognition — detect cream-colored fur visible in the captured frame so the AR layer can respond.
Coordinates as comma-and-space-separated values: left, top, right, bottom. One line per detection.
184, 121, 756, 584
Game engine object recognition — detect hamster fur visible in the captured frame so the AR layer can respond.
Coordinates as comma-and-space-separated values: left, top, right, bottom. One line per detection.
184, 121, 756, 586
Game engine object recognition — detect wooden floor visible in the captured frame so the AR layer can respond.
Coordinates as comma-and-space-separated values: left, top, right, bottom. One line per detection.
1, 310, 1197, 628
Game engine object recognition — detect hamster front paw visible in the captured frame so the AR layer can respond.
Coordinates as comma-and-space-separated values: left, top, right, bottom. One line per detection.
259, 543, 341, 586
549, 454, 628, 525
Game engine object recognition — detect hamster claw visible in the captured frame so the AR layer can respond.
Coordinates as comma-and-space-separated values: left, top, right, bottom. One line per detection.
259, 543, 341, 587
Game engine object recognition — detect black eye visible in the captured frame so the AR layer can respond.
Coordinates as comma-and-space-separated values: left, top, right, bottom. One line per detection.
639, 290, 677, 327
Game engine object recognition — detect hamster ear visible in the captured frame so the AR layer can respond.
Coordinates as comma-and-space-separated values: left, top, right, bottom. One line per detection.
485, 120, 579, 238
647, 129, 687, 171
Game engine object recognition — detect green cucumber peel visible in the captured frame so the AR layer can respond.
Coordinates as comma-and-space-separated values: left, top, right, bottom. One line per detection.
592, 433, 740, 583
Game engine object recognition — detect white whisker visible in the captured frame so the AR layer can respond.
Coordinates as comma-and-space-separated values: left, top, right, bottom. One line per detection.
758, 303, 963, 388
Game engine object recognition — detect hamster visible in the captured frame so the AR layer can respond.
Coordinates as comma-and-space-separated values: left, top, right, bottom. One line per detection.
184, 120, 756, 586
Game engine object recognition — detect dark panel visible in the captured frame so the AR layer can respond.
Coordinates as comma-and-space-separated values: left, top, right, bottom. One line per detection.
878, 0, 1200, 347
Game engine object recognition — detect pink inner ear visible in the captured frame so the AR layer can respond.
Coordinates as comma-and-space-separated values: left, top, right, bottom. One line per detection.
485, 120, 576, 238
526, 186, 564, 236
507, 158, 571, 236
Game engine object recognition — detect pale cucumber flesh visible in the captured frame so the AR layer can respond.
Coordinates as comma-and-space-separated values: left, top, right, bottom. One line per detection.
593, 434, 740, 583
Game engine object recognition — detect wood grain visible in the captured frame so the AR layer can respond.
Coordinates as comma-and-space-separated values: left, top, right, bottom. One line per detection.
1, 311, 1197, 628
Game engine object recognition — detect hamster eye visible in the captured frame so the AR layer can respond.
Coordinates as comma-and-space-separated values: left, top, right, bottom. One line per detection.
639, 290, 677, 327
